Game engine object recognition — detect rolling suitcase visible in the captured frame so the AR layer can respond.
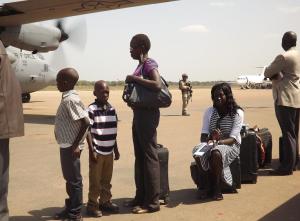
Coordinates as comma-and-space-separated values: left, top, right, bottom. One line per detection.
190, 157, 241, 190
157, 144, 170, 204
257, 128, 272, 166
240, 130, 258, 184
279, 136, 283, 163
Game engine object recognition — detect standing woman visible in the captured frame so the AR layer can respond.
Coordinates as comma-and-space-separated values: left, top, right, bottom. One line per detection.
195, 83, 244, 200
125, 34, 161, 213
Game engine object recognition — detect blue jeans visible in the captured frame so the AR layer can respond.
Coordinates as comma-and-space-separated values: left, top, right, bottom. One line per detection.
60, 147, 83, 218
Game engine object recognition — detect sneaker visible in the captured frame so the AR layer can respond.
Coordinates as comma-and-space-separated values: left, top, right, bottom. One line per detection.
99, 201, 119, 213
86, 207, 102, 217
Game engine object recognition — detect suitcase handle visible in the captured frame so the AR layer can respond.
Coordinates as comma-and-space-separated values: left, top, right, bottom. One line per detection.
157, 144, 163, 149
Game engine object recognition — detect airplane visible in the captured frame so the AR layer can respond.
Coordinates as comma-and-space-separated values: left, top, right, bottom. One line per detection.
0, 0, 175, 102
236, 66, 272, 89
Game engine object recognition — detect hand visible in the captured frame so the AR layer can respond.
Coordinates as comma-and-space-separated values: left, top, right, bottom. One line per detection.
270, 73, 283, 81
114, 149, 120, 161
89, 150, 98, 163
125, 75, 136, 83
211, 129, 221, 141
72, 146, 81, 158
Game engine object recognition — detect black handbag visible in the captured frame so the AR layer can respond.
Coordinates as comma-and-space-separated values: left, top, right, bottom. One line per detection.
122, 76, 172, 108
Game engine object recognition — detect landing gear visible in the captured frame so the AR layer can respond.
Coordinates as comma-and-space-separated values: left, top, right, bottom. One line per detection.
22, 93, 31, 103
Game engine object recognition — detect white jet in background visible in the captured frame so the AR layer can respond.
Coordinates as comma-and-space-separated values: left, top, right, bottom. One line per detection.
236, 66, 272, 89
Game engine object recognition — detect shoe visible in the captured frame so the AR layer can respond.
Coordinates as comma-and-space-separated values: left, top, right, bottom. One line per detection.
63, 215, 83, 221
182, 113, 190, 116
53, 209, 68, 220
99, 201, 119, 213
124, 199, 141, 207
86, 207, 102, 217
269, 169, 293, 176
212, 192, 223, 201
132, 206, 149, 214
64, 215, 83, 221
132, 205, 160, 214
148, 206, 160, 213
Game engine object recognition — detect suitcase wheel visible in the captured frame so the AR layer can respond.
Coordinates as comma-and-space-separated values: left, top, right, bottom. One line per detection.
251, 177, 257, 184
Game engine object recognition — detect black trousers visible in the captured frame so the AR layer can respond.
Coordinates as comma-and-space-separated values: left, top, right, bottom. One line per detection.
0, 139, 9, 221
275, 105, 300, 173
60, 147, 83, 218
132, 109, 160, 210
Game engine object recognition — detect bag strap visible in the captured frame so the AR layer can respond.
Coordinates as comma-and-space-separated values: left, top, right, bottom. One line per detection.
141, 61, 169, 88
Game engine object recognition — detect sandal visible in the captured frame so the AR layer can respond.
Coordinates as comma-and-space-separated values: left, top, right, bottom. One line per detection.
132, 206, 149, 214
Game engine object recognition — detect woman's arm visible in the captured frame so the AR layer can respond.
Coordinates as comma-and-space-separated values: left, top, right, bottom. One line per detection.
126, 69, 162, 91
217, 137, 236, 146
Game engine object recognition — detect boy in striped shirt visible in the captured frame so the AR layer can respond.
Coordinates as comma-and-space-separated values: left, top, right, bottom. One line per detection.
86, 80, 120, 217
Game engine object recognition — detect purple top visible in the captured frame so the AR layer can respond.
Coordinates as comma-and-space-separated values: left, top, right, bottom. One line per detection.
132, 58, 158, 78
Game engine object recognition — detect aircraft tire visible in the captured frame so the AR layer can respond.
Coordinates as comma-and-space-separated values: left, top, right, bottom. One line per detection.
22, 93, 31, 103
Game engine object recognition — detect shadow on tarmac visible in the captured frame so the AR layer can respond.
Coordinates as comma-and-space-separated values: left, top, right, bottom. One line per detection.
166, 188, 205, 208
10, 207, 61, 221
258, 193, 300, 221
161, 114, 183, 117
24, 114, 55, 125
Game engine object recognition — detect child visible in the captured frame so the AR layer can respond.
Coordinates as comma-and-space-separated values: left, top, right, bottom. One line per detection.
86, 80, 120, 217
54, 68, 90, 221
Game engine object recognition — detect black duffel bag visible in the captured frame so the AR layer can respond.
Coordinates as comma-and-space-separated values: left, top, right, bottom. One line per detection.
122, 76, 172, 108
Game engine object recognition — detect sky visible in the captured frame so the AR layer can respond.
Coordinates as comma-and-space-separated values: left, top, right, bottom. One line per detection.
3, 0, 300, 82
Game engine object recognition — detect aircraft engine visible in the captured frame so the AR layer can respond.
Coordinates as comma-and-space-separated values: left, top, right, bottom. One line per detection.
0, 23, 62, 52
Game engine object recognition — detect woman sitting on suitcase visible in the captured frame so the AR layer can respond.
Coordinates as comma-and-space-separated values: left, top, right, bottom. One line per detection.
194, 82, 244, 200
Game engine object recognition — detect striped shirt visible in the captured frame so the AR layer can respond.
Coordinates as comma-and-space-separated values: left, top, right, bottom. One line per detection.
201, 107, 244, 144
54, 90, 88, 149
88, 101, 117, 155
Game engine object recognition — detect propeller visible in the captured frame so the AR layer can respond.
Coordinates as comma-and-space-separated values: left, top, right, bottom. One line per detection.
50, 17, 87, 70
56, 20, 69, 42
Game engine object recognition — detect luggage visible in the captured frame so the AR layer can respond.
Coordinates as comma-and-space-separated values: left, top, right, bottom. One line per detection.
190, 157, 241, 191
240, 130, 258, 184
157, 144, 170, 204
257, 128, 272, 166
279, 136, 283, 163
230, 158, 241, 189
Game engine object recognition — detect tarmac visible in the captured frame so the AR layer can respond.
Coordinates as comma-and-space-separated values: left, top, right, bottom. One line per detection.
8, 88, 300, 221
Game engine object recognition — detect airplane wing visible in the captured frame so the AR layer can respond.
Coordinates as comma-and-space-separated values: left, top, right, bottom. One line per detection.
0, 0, 175, 26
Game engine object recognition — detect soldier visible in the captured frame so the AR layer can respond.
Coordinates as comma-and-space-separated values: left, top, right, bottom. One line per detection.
179, 73, 192, 116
